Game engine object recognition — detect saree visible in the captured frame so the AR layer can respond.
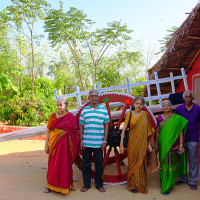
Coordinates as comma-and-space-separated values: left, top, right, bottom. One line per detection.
126, 111, 158, 193
46, 112, 79, 194
158, 114, 188, 194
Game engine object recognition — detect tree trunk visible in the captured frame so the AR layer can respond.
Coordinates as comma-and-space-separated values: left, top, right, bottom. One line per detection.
30, 31, 34, 92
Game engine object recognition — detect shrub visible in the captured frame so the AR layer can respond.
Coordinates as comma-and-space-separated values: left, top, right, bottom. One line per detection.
0, 90, 56, 127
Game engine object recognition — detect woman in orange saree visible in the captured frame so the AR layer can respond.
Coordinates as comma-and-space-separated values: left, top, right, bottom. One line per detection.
44, 97, 79, 194
120, 97, 158, 194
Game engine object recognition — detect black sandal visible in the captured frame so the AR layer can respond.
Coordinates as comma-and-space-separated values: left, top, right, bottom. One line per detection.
131, 189, 137, 193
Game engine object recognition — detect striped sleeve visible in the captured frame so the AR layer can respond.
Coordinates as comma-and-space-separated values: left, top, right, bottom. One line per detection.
79, 112, 85, 125
104, 109, 110, 123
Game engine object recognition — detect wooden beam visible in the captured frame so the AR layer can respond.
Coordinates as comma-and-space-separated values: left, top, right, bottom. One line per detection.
0, 126, 47, 142
150, 87, 172, 91
186, 36, 200, 40
165, 68, 184, 71
165, 68, 189, 73
187, 49, 200, 70
177, 41, 196, 72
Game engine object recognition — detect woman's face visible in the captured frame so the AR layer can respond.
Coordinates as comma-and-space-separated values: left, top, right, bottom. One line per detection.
162, 102, 171, 113
57, 103, 67, 113
134, 100, 144, 112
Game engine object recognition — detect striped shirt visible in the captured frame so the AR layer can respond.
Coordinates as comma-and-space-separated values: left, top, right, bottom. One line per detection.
79, 104, 110, 148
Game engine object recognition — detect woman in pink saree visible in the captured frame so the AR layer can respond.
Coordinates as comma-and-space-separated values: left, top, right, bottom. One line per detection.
44, 97, 79, 194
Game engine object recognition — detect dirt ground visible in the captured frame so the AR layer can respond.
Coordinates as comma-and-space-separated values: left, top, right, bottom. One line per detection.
0, 140, 199, 200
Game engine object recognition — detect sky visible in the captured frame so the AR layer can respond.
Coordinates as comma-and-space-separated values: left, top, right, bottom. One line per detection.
0, 0, 199, 63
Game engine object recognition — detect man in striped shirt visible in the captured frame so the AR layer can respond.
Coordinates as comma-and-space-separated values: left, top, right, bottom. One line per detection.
79, 89, 110, 193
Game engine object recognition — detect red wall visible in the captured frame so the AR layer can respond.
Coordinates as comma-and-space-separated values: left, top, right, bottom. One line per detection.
176, 54, 200, 92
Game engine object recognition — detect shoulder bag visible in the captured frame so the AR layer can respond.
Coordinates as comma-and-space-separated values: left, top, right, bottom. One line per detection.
123, 111, 132, 148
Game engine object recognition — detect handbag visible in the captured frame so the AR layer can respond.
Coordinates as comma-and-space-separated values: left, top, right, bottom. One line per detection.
123, 111, 132, 148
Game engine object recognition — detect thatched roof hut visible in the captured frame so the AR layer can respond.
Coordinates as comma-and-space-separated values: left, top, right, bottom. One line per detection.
144, 3, 200, 96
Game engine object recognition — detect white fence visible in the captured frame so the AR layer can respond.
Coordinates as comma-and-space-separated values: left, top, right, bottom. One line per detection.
54, 68, 188, 109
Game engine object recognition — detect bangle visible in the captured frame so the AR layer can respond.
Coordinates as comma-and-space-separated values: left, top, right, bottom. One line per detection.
180, 144, 183, 148
103, 141, 107, 143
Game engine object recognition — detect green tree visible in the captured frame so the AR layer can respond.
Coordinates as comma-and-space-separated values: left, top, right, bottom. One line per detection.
97, 47, 144, 87
47, 50, 76, 95
157, 26, 178, 54
0, 11, 21, 97
4, 0, 50, 92
44, 3, 133, 90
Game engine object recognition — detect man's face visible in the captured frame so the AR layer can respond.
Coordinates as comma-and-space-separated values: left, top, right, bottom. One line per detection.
89, 92, 99, 104
183, 92, 193, 105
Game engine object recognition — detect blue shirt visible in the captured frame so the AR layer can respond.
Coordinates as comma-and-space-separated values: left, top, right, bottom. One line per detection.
175, 103, 200, 142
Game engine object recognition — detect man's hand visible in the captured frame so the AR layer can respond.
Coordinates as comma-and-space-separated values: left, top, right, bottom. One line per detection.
101, 141, 107, 150
79, 124, 84, 151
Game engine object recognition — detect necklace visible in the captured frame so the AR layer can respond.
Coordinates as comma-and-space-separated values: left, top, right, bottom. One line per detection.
163, 113, 172, 119
133, 110, 142, 117
56, 111, 67, 118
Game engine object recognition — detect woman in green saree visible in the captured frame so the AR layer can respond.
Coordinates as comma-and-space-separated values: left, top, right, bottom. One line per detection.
156, 100, 188, 195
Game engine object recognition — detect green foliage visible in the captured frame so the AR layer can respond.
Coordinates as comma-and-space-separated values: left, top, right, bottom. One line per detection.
156, 26, 178, 54
44, 6, 94, 46
131, 77, 145, 97
44, 4, 134, 88
4, 0, 50, 91
22, 77, 56, 111
0, 77, 56, 126
97, 65, 121, 88
93, 21, 132, 46
0, 13, 21, 96
7, 0, 50, 25
0, 91, 53, 126
0, 1, 146, 127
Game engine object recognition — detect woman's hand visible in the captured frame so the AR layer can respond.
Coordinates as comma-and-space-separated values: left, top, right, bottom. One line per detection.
155, 144, 158, 153
120, 145, 125, 154
178, 147, 185, 154
119, 122, 128, 155
79, 140, 84, 151
148, 143, 153, 153
44, 130, 50, 154
44, 145, 49, 154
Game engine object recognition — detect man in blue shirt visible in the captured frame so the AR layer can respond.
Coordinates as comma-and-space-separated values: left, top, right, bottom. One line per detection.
175, 90, 200, 190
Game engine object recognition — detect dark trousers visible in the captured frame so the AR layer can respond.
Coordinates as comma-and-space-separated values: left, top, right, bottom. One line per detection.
82, 147, 103, 189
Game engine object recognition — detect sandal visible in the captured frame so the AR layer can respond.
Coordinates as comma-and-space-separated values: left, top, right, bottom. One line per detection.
71, 186, 77, 191
80, 187, 89, 192
43, 187, 50, 193
98, 187, 105, 192
131, 189, 137, 194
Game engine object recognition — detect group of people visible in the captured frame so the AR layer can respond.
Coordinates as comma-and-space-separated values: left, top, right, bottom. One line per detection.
43, 89, 200, 196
